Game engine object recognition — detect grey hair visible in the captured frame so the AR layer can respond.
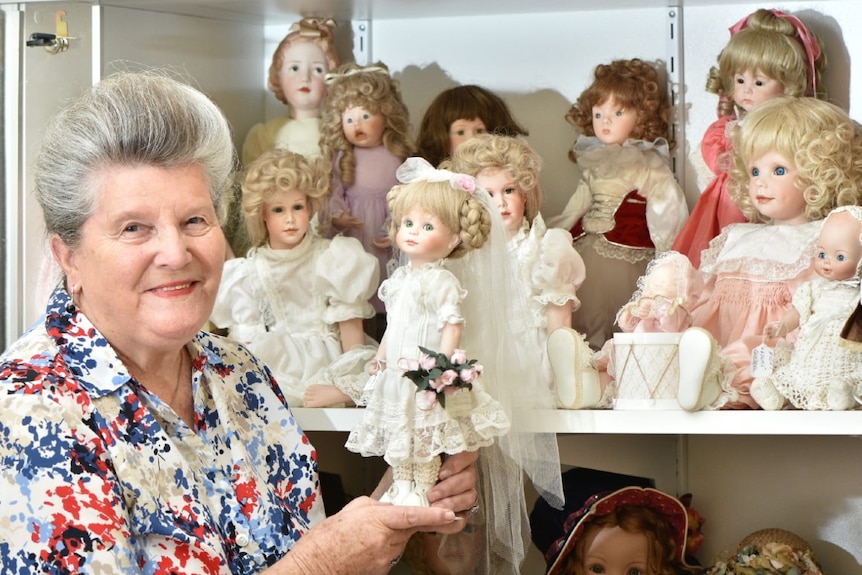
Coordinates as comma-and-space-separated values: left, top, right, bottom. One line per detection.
34, 71, 237, 248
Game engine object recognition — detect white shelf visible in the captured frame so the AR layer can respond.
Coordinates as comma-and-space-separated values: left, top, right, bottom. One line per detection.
292, 407, 862, 436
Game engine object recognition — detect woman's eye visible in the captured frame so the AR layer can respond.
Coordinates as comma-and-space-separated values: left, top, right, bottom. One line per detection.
423, 223, 434, 231
775, 166, 787, 176
186, 216, 211, 235
123, 223, 143, 234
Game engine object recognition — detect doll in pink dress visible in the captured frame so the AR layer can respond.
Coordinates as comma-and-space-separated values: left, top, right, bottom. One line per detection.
750, 206, 862, 410
319, 62, 414, 339
448, 134, 595, 409
675, 96, 862, 411
673, 9, 825, 268
242, 18, 339, 166
416, 84, 528, 168
550, 58, 689, 351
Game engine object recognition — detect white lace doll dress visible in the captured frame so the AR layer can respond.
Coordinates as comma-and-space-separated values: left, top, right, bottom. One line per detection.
761, 276, 862, 409
345, 261, 510, 467
509, 213, 585, 386
210, 233, 378, 405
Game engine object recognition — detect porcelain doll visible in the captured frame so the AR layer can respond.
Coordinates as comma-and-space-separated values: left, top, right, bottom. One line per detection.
673, 8, 825, 268
448, 134, 596, 409
750, 206, 862, 410
541, 487, 701, 575
319, 61, 414, 339
347, 158, 564, 573
416, 84, 528, 168
676, 96, 862, 411
550, 58, 688, 350
210, 149, 379, 407
242, 18, 339, 166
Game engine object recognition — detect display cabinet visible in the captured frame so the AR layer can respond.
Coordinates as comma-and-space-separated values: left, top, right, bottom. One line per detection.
3, 0, 861, 571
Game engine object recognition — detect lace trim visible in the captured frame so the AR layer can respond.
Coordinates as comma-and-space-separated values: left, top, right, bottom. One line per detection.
577, 234, 655, 264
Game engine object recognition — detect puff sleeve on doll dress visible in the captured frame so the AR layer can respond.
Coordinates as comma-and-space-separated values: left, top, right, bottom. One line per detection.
210, 234, 378, 405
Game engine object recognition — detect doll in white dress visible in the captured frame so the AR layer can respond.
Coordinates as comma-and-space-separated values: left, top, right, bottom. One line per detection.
549, 58, 689, 350
448, 134, 596, 409
750, 206, 862, 410
675, 97, 862, 411
241, 18, 339, 166
345, 160, 509, 507
210, 149, 379, 407
319, 62, 414, 339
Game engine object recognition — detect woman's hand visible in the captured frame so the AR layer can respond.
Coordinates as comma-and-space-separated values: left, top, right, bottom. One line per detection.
270, 497, 458, 574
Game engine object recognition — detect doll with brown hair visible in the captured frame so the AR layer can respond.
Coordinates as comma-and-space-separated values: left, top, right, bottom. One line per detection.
550, 58, 688, 351
749, 206, 862, 410
210, 149, 379, 408
403, 500, 488, 574
542, 487, 702, 575
416, 85, 528, 168
319, 61, 414, 337
673, 8, 826, 268
676, 96, 862, 411
448, 134, 595, 409
241, 18, 339, 166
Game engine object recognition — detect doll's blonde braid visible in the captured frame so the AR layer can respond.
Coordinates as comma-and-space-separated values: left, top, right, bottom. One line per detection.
449, 196, 492, 260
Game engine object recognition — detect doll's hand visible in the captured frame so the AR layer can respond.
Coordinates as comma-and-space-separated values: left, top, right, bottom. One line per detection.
631, 298, 653, 319
763, 321, 787, 341
366, 358, 385, 375
372, 235, 391, 249
332, 211, 364, 231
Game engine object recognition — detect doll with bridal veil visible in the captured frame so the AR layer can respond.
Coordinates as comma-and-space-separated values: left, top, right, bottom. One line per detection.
345, 158, 563, 574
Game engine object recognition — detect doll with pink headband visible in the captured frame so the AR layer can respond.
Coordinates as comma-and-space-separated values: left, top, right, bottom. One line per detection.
550, 58, 689, 351
242, 18, 339, 166
672, 8, 825, 268
541, 487, 700, 575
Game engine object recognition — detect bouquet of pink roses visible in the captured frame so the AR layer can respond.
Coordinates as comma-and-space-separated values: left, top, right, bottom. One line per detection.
403, 346, 483, 408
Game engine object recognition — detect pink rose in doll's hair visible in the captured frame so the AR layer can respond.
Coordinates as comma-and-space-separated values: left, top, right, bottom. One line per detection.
457, 175, 476, 194
420, 354, 437, 371
451, 349, 468, 364
459, 367, 479, 383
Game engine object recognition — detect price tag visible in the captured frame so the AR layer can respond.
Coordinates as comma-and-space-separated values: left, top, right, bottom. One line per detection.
751, 343, 774, 377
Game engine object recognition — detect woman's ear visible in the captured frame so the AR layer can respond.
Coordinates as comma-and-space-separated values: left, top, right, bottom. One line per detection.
51, 235, 79, 287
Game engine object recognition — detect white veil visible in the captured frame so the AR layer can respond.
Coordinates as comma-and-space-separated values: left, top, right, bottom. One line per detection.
395, 158, 564, 574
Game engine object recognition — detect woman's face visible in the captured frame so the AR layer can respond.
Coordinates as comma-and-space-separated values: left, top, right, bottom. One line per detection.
54, 164, 225, 355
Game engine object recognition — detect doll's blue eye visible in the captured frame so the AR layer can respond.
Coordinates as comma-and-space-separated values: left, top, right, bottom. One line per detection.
362, 113, 371, 120
594, 113, 602, 119
751, 167, 760, 177
615, 110, 624, 116
774, 166, 787, 176
817, 251, 826, 259
838, 254, 847, 262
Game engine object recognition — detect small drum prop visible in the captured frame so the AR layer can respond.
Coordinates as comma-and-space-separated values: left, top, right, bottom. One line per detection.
613, 332, 682, 409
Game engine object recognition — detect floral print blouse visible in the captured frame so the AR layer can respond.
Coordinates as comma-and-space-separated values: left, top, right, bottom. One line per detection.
0, 286, 323, 574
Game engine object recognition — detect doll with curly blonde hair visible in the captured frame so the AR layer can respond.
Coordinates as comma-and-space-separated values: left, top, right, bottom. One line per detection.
416, 84, 529, 168
673, 9, 826, 267
241, 18, 340, 166
211, 149, 379, 408
449, 134, 595, 409
550, 58, 688, 351
345, 158, 508, 508
676, 96, 862, 411
319, 62, 414, 337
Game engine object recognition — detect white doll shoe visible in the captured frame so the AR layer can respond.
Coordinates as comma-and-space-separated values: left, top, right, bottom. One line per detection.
401, 483, 431, 507
548, 327, 601, 409
826, 382, 856, 410
380, 479, 412, 505
750, 377, 786, 411
677, 327, 721, 411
